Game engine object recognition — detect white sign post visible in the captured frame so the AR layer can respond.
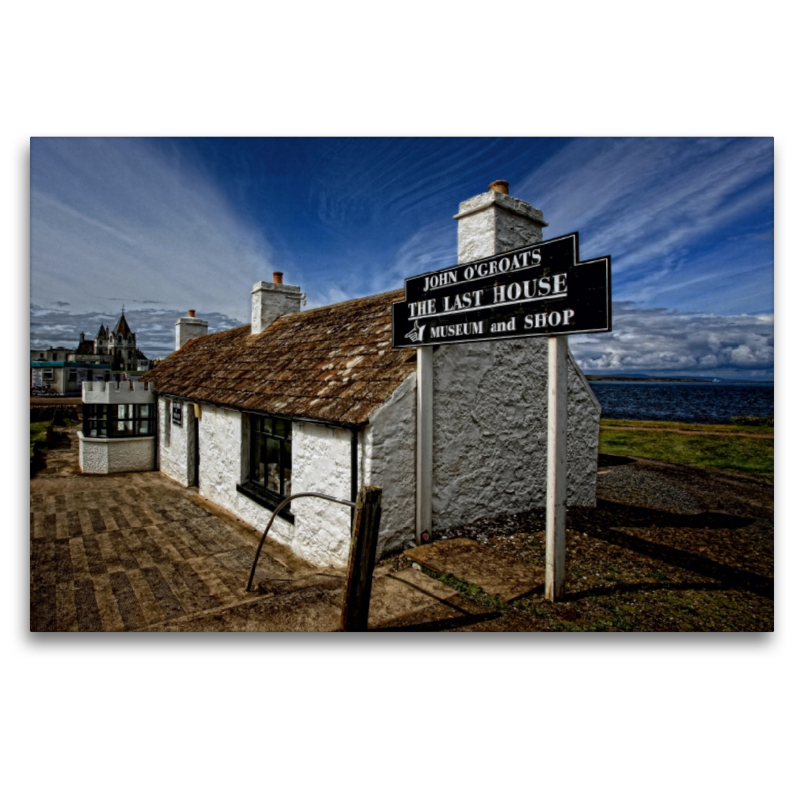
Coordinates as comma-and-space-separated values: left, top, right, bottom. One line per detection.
416, 346, 433, 545
545, 335, 567, 601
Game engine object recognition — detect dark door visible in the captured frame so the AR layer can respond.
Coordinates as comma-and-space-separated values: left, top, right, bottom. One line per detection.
191, 412, 200, 487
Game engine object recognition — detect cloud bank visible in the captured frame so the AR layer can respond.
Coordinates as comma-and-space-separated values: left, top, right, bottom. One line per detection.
570, 302, 773, 380
30, 305, 244, 360
30, 299, 774, 380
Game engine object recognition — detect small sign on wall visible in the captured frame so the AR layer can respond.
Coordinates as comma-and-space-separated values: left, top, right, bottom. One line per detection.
172, 399, 183, 427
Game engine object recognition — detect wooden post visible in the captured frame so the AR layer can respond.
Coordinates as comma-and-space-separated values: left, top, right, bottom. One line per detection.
545, 336, 567, 601
416, 346, 433, 545
341, 485, 383, 632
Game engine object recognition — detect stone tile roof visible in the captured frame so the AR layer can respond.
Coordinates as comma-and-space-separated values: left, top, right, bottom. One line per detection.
144, 289, 416, 426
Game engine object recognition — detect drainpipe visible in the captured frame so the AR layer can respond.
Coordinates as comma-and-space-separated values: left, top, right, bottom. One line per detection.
351, 427, 359, 523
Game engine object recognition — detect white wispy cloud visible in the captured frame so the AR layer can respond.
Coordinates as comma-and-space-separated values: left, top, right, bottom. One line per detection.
515, 138, 773, 312
372, 220, 457, 296
30, 138, 279, 323
519, 138, 772, 263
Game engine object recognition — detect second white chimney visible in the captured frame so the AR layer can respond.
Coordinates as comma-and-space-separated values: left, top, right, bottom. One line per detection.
251, 272, 302, 335
175, 309, 209, 350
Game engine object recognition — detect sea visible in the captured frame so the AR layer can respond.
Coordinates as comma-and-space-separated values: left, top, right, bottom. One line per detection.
588, 380, 774, 424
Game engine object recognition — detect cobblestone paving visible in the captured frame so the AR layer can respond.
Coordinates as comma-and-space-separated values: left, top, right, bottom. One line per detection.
30, 430, 295, 632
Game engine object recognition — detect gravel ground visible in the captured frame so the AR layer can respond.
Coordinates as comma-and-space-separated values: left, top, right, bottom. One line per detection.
379, 456, 773, 632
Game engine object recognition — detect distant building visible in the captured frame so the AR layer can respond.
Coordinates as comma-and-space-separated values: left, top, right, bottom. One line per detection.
81, 312, 150, 372
30, 310, 152, 395
30, 355, 112, 396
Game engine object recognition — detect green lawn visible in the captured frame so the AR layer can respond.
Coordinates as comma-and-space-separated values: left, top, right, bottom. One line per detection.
599, 419, 773, 480
601, 417, 773, 436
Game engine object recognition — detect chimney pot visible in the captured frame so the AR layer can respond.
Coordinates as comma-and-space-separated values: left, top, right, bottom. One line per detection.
488, 180, 509, 195
455, 183, 547, 263
188, 309, 195, 318
273, 272, 283, 284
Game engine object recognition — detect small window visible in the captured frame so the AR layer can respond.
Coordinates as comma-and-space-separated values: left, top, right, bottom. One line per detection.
84, 404, 109, 438
238, 413, 293, 519
83, 404, 155, 438
42, 369, 54, 380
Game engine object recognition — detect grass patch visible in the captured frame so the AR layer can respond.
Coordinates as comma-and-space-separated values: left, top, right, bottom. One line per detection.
420, 567, 509, 612
30, 421, 51, 466
599, 423, 773, 480
601, 417, 773, 436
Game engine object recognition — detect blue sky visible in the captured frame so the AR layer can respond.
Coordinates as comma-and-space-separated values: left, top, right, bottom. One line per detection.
30, 137, 774, 379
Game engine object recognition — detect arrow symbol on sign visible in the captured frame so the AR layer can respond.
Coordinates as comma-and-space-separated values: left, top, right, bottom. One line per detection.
405, 320, 426, 343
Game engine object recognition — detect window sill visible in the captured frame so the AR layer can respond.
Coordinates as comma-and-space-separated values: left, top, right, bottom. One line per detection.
78, 432, 156, 442
236, 482, 294, 523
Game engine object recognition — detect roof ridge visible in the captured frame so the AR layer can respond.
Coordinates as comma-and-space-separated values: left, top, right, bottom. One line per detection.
279, 287, 404, 320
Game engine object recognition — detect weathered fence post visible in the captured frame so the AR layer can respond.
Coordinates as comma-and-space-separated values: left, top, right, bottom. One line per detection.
341, 485, 382, 632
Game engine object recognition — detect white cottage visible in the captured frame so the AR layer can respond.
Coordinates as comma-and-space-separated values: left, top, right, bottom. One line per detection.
120, 184, 601, 567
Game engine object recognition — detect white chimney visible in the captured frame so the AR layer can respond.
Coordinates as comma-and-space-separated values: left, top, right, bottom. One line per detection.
454, 180, 548, 263
251, 272, 302, 335
175, 309, 209, 350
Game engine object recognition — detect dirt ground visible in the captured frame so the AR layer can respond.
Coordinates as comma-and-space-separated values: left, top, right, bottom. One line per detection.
388, 453, 773, 631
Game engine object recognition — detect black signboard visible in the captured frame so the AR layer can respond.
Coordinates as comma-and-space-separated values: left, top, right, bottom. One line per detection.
392, 232, 611, 348
172, 399, 183, 427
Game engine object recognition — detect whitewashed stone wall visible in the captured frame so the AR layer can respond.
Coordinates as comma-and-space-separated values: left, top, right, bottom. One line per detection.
360, 337, 600, 558
170, 403, 354, 568
78, 434, 155, 474
79, 380, 156, 474
158, 396, 196, 487
291, 423, 353, 567
192, 405, 294, 548
361, 373, 417, 559
429, 338, 600, 531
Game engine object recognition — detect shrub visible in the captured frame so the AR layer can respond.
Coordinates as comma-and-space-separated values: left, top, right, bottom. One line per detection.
30, 421, 52, 468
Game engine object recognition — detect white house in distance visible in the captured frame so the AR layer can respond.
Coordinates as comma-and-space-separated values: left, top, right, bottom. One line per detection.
82, 183, 601, 568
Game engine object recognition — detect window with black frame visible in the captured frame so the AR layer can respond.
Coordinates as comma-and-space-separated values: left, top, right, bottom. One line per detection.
83, 404, 155, 438
244, 414, 293, 511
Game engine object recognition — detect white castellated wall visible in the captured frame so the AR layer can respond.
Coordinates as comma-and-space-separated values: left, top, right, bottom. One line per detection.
78, 380, 156, 474
81, 379, 155, 405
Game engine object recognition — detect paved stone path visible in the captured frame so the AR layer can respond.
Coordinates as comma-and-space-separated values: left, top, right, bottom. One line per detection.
30, 429, 313, 632
30, 427, 540, 632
